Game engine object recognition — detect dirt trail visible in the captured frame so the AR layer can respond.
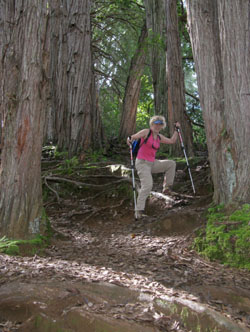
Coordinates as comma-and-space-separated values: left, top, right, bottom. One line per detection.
0, 155, 250, 331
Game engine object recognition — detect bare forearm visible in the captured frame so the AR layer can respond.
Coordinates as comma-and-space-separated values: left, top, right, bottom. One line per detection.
169, 130, 178, 144
126, 129, 148, 145
160, 130, 178, 144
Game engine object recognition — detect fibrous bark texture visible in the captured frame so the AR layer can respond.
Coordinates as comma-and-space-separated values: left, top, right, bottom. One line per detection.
119, 22, 148, 138
166, 0, 193, 156
144, 0, 168, 117
0, 1, 46, 238
49, 0, 101, 155
186, 0, 250, 205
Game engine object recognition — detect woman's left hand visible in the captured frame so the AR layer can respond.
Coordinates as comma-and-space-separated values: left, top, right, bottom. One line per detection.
175, 122, 180, 130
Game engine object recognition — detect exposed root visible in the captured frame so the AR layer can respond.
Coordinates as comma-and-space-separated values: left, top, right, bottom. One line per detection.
44, 177, 60, 203
45, 176, 131, 190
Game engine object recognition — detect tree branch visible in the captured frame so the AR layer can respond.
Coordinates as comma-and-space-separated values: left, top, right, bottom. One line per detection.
185, 90, 200, 102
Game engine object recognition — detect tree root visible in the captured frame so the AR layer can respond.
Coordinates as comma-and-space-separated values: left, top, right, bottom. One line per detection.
79, 189, 110, 202
45, 176, 131, 190
44, 177, 61, 203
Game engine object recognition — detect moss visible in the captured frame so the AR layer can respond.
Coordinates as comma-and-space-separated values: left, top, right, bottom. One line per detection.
193, 204, 250, 270
6, 243, 19, 255
33, 314, 70, 331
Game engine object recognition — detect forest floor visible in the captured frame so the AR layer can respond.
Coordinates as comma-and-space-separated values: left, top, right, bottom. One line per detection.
0, 146, 250, 332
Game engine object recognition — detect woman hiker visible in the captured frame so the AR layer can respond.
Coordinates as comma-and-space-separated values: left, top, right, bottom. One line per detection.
127, 115, 180, 219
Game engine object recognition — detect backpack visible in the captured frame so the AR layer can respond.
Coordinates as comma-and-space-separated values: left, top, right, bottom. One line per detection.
132, 130, 152, 158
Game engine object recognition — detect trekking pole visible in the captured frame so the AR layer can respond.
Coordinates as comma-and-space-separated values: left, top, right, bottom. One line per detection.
175, 125, 196, 194
128, 138, 138, 220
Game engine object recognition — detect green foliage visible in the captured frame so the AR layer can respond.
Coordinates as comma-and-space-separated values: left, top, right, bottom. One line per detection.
64, 156, 79, 168
0, 211, 52, 256
92, 0, 145, 138
92, 0, 205, 150
136, 106, 152, 131
0, 237, 20, 255
54, 149, 68, 159
91, 0, 205, 152
136, 73, 154, 126
193, 204, 250, 270
0, 235, 49, 256
85, 149, 108, 163
58, 156, 79, 174
146, 29, 166, 51
192, 125, 207, 150
101, 92, 121, 137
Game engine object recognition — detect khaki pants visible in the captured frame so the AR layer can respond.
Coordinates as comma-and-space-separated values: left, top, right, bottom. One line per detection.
135, 158, 176, 211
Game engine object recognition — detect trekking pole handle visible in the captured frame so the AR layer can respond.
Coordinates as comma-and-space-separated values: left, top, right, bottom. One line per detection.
174, 122, 180, 132
128, 139, 134, 164
127, 136, 132, 144
174, 123, 183, 146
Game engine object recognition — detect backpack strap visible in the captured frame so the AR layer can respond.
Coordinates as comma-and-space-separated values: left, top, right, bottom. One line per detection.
144, 129, 152, 144
144, 130, 161, 144
140, 129, 161, 146
139, 129, 151, 147
136, 129, 151, 155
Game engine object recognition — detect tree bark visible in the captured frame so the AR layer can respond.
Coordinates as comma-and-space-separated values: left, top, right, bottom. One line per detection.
119, 22, 148, 138
144, 0, 168, 117
186, 0, 250, 205
42, 7, 52, 145
166, 0, 194, 156
0, 1, 46, 238
49, 0, 101, 156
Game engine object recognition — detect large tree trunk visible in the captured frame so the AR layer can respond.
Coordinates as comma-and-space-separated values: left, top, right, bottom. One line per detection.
119, 22, 148, 138
49, 0, 100, 156
186, 0, 250, 205
166, 0, 194, 156
144, 0, 168, 117
42, 9, 52, 145
0, 1, 46, 238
